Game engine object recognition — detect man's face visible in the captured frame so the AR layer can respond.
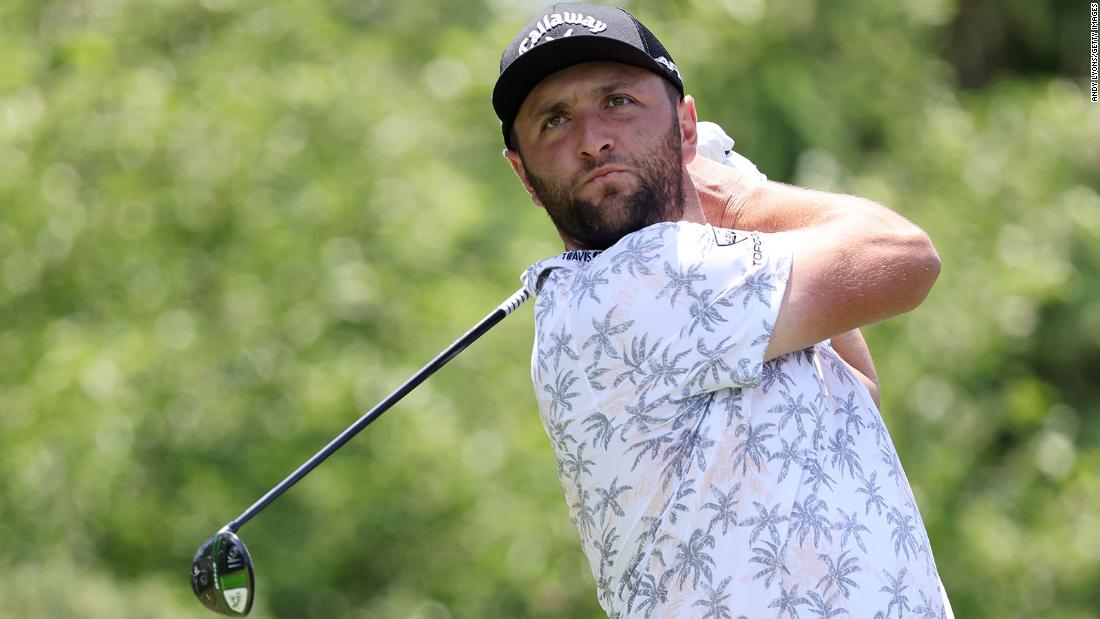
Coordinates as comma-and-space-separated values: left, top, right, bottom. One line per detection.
507, 62, 688, 250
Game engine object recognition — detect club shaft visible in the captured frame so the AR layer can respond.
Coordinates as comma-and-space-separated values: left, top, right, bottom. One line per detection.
226, 287, 531, 533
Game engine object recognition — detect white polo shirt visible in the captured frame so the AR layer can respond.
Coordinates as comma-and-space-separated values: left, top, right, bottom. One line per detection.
521, 221, 953, 618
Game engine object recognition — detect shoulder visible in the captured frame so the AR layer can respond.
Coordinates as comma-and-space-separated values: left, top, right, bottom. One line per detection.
521, 249, 604, 295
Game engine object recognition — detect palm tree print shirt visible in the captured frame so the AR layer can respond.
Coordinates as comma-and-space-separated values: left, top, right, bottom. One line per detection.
520, 221, 954, 618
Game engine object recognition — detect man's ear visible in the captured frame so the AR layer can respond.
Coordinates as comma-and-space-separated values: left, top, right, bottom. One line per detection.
503, 148, 544, 207
677, 94, 699, 164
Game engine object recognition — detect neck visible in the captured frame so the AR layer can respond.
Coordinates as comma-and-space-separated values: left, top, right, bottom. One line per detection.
677, 167, 708, 226
558, 167, 708, 251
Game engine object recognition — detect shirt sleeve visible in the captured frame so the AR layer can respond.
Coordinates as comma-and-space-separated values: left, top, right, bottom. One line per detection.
554, 222, 790, 403
653, 223, 792, 396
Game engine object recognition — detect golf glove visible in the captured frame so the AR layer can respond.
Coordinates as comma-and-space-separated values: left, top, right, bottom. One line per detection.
696, 121, 767, 182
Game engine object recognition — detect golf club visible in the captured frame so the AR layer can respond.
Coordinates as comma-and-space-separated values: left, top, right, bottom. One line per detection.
191, 287, 531, 616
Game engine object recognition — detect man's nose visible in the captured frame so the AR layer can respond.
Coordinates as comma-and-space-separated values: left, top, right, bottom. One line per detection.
576, 116, 614, 160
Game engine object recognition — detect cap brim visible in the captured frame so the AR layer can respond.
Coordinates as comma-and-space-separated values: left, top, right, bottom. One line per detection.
492, 36, 682, 149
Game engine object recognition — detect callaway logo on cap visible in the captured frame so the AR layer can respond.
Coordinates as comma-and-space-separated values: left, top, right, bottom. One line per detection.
493, 2, 684, 150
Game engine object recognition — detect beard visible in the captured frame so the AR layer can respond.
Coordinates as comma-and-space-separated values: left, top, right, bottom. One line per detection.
525, 120, 685, 250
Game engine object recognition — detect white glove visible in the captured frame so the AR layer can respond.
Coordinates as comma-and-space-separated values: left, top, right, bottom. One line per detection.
696, 121, 767, 183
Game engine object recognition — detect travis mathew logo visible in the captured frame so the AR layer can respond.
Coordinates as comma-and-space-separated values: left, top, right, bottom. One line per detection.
560, 249, 603, 262
517, 11, 609, 55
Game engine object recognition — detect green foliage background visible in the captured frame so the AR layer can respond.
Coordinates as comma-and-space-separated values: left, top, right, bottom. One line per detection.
1, 0, 1097, 617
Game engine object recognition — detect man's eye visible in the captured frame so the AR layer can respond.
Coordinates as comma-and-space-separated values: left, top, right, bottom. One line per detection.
608, 95, 632, 108
543, 114, 566, 130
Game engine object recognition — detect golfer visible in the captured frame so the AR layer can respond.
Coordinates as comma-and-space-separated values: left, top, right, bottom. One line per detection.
493, 3, 953, 618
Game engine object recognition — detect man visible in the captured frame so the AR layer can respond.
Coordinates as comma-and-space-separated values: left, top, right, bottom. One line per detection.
492, 4, 953, 617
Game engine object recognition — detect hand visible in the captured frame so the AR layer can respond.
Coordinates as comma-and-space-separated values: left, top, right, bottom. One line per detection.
691, 121, 767, 227
688, 152, 763, 228
695, 121, 767, 181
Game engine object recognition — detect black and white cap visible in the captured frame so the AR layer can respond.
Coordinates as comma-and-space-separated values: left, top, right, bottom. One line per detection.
492, 3, 684, 150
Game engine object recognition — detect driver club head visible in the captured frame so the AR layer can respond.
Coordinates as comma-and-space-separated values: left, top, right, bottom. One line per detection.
191, 529, 255, 616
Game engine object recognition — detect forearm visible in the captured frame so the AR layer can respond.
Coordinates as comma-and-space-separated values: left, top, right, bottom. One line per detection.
690, 155, 917, 236
829, 329, 880, 407
692, 154, 939, 320
730, 180, 920, 239
689, 144, 939, 362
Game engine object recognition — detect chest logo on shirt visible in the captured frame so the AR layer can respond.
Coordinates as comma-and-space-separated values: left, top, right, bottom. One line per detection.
713, 228, 749, 246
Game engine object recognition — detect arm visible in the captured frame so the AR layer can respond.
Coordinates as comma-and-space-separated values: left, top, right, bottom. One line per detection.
692, 154, 881, 404
688, 156, 941, 363
829, 329, 880, 407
